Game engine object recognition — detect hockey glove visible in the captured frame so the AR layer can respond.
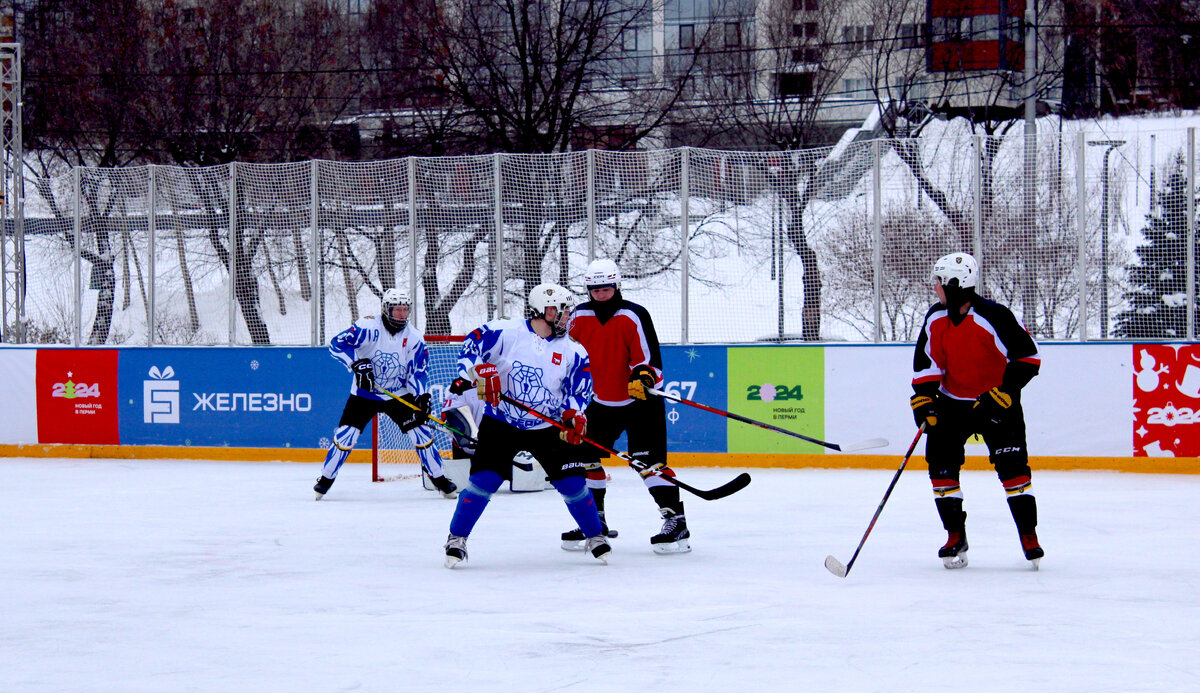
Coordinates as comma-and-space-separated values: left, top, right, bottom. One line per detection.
973, 387, 1014, 423
910, 393, 939, 429
475, 363, 502, 407
351, 359, 375, 392
399, 393, 432, 433
627, 364, 656, 400
448, 377, 473, 396
560, 408, 587, 445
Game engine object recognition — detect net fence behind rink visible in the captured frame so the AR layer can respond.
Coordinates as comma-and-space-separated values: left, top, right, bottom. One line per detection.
11, 126, 1197, 345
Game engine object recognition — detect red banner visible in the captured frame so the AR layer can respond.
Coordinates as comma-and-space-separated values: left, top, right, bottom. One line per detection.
36, 349, 120, 444
1132, 344, 1200, 457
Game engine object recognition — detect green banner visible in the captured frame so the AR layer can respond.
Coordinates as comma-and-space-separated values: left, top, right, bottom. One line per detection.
727, 347, 825, 454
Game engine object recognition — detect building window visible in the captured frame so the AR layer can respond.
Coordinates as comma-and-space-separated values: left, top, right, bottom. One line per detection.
792, 47, 821, 63
900, 23, 925, 48
680, 24, 695, 50
843, 77, 872, 94
622, 27, 638, 51
724, 22, 741, 47
842, 25, 874, 44
793, 22, 819, 40
778, 72, 815, 99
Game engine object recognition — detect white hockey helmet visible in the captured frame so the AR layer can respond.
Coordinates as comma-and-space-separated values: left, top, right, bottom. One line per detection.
381, 288, 411, 331
528, 283, 576, 336
583, 258, 621, 290
931, 252, 978, 289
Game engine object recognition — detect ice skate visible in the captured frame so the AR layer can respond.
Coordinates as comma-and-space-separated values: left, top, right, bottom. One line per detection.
650, 509, 691, 555
584, 535, 611, 564
938, 530, 968, 569
1021, 533, 1043, 570
430, 474, 458, 499
560, 512, 617, 551
444, 534, 468, 569
313, 475, 334, 500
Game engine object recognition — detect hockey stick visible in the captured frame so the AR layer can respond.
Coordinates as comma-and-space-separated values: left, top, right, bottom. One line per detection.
375, 385, 480, 446
824, 424, 925, 578
499, 393, 751, 501
647, 387, 888, 452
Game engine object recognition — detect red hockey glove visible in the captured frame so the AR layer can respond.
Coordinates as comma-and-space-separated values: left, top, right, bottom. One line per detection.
627, 364, 656, 400
474, 363, 502, 406
560, 408, 588, 445
910, 393, 938, 428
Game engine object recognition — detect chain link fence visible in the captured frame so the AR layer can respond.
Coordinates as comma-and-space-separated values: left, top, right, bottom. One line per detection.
3, 129, 1195, 346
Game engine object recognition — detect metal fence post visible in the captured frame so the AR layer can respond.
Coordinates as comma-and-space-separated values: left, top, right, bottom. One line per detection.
309, 160, 320, 346
1076, 133, 1088, 341
493, 153, 504, 318
871, 139, 882, 342
147, 165, 156, 346
587, 149, 596, 262
972, 134, 983, 264
680, 148, 690, 345
72, 167, 81, 347
1188, 128, 1196, 340
228, 161, 237, 345
408, 156, 418, 328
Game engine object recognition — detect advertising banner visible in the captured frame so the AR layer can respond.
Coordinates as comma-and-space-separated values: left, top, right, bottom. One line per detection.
661, 345, 728, 454
727, 346, 825, 453
1132, 344, 1200, 457
118, 348, 349, 448
36, 349, 121, 444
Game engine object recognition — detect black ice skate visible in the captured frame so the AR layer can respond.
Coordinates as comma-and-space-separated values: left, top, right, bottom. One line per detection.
560, 512, 617, 551
584, 535, 611, 564
938, 530, 968, 569
313, 475, 335, 500
650, 509, 691, 555
444, 534, 468, 569
430, 474, 458, 499
1021, 533, 1044, 570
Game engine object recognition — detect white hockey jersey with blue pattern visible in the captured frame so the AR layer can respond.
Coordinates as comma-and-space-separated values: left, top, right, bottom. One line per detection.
457, 318, 592, 430
328, 315, 430, 401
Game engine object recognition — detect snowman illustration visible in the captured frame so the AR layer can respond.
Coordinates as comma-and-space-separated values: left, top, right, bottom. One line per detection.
1135, 349, 1170, 392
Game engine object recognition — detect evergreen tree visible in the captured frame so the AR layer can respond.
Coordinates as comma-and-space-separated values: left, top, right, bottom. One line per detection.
1114, 155, 1197, 338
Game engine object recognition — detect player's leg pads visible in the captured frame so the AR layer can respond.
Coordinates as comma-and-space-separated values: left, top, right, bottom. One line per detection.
448, 471, 503, 538
320, 425, 361, 479
553, 475, 604, 539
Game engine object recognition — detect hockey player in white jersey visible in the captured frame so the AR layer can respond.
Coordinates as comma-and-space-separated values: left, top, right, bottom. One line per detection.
441, 283, 609, 568
313, 289, 457, 500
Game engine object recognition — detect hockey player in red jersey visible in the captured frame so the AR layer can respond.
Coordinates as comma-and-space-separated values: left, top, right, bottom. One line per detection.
911, 252, 1045, 569
562, 258, 691, 554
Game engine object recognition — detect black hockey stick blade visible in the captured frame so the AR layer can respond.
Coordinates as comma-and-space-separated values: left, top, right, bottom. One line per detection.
824, 555, 849, 578
665, 471, 752, 501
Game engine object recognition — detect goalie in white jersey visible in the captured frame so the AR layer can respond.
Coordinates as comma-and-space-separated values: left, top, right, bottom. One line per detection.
441, 283, 610, 568
313, 289, 457, 500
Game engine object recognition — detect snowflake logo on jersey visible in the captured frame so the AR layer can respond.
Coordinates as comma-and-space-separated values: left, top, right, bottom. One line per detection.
509, 360, 551, 407
373, 352, 408, 389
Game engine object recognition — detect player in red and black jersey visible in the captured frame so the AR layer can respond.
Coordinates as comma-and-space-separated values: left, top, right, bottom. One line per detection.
911, 252, 1045, 569
561, 259, 691, 554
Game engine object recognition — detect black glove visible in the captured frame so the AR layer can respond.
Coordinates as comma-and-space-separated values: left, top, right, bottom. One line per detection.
351, 359, 374, 392
973, 387, 1015, 423
399, 393, 432, 433
627, 364, 656, 400
910, 393, 938, 429
448, 377, 473, 395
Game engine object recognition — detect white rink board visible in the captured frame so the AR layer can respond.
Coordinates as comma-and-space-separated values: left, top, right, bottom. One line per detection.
0, 348, 38, 444
824, 343, 1133, 457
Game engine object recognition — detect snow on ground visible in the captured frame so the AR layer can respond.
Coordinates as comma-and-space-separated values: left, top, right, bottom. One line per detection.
3, 458, 1198, 692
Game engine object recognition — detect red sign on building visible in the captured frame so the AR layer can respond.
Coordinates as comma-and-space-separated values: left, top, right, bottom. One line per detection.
36, 349, 120, 445
1132, 344, 1200, 457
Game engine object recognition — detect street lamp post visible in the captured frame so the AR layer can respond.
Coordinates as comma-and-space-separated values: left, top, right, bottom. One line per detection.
1089, 139, 1126, 338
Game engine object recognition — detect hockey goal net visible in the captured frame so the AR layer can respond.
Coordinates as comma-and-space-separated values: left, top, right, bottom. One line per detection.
372, 334, 465, 482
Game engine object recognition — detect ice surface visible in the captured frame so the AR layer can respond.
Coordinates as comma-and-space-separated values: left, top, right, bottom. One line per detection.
3, 458, 1198, 692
